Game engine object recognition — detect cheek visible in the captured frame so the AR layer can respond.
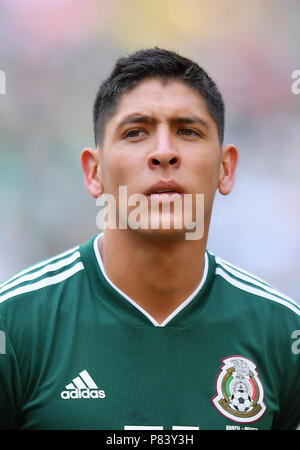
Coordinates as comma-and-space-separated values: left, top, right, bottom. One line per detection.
190, 154, 220, 192
100, 154, 138, 194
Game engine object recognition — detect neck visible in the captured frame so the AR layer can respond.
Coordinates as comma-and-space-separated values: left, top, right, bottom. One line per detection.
99, 228, 209, 324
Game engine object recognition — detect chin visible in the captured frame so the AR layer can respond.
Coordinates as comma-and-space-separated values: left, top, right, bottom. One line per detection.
130, 226, 188, 242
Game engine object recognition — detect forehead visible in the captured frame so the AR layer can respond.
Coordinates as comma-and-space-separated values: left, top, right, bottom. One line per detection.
110, 78, 212, 125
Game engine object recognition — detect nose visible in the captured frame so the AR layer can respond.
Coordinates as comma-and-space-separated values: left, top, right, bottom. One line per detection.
148, 129, 180, 170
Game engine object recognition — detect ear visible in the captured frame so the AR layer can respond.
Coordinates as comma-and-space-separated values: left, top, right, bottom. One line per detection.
218, 144, 239, 196
80, 147, 104, 198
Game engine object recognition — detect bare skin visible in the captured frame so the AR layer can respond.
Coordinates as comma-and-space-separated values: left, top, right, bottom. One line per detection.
81, 78, 238, 324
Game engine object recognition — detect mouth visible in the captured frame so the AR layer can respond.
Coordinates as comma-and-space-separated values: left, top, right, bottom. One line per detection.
144, 181, 184, 200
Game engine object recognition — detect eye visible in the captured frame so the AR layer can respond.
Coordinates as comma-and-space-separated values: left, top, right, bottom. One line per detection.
178, 128, 201, 138
124, 129, 147, 139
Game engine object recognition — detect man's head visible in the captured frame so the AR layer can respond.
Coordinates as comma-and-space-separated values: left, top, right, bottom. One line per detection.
93, 47, 225, 148
82, 48, 238, 240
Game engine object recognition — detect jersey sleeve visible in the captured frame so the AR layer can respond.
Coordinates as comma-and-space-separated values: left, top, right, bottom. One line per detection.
278, 386, 300, 429
0, 317, 23, 429
272, 314, 300, 430
273, 364, 300, 429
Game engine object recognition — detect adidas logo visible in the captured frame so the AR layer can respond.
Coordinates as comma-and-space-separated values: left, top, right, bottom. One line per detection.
60, 370, 106, 400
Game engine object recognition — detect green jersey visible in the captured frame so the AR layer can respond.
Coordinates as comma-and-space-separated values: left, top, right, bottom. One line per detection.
0, 234, 299, 430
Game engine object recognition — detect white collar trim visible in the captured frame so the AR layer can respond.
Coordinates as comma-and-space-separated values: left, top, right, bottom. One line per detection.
93, 233, 209, 327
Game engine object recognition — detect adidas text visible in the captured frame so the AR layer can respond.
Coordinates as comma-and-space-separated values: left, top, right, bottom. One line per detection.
61, 389, 106, 399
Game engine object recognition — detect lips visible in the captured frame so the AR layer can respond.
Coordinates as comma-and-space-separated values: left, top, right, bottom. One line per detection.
144, 180, 184, 197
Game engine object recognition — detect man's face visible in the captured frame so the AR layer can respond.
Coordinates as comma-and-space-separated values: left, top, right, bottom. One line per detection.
91, 78, 236, 239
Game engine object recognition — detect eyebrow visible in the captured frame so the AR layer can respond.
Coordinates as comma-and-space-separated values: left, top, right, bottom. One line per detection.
116, 114, 209, 130
175, 116, 209, 128
116, 115, 152, 130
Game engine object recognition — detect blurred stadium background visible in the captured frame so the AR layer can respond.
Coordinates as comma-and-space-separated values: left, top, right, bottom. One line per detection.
0, 0, 299, 303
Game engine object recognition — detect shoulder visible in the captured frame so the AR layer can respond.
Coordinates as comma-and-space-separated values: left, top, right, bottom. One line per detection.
0, 244, 85, 313
208, 250, 300, 320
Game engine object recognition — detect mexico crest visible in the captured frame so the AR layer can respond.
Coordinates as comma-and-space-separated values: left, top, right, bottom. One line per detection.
212, 356, 266, 423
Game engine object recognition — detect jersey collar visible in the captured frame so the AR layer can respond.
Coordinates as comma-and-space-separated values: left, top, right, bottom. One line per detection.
92, 233, 212, 327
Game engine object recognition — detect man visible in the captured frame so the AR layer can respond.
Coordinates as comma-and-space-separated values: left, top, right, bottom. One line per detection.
0, 48, 299, 430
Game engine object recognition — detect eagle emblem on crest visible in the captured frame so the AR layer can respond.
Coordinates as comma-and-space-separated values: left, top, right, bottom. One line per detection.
212, 356, 266, 423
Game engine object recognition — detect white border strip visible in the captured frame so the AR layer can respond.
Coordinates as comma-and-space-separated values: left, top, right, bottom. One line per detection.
216, 258, 299, 308
93, 234, 209, 327
0, 246, 79, 289
0, 251, 81, 295
0, 262, 84, 304
214, 255, 270, 286
216, 267, 300, 316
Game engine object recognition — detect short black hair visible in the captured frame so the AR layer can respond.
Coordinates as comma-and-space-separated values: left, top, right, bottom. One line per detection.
93, 48, 225, 147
